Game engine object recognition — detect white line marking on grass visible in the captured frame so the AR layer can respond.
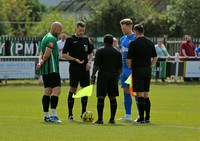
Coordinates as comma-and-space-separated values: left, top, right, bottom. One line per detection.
1, 115, 200, 130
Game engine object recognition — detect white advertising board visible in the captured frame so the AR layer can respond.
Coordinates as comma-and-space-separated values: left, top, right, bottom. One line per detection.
0, 62, 35, 79
184, 61, 200, 78
59, 61, 69, 79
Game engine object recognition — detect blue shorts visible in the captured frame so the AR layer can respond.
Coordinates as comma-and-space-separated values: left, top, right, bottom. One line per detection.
120, 68, 131, 88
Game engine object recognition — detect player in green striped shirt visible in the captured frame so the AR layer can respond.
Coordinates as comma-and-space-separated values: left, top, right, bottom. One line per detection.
36, 22, 63, 123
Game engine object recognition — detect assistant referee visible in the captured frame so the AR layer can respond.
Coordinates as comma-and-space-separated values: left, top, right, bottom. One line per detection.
91, 34, 122, 124
127, 24, 157, 123
62, 21, 93, 120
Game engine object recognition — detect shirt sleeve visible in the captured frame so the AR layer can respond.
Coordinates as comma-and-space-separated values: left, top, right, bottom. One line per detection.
87, 39, 92, 54
127, 41, 133, 59
63, 37, 71, 54
163, 44, 170, 56
152, 43, 157, 57
94, 49, 101, 66
46, 37, 56, 49
181, 42, 186, 50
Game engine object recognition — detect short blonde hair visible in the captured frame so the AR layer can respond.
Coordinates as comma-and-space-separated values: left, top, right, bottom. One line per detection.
120, 18, 133, 26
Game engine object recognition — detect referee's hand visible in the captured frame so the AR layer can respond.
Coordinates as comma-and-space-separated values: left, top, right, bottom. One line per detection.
74, 58, 84, 64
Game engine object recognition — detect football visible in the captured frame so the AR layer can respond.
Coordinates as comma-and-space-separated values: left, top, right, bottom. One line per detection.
82, 111, 94, 122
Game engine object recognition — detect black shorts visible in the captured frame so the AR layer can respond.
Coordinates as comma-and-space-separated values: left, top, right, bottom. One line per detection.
69, 65, 90, 87
97, 73, 119, 97
43, 73, 61, 88
132, 67, 151, 92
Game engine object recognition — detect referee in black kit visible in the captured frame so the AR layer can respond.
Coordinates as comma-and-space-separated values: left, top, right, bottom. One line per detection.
62, 21, 93, 120
91, 34, 122, 124
126, 24, 157, 123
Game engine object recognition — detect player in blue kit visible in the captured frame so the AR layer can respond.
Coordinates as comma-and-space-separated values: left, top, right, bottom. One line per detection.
117, 18, 139, 121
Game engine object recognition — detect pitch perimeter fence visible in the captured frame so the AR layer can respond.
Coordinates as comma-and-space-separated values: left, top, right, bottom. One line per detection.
0, 36, 200, 82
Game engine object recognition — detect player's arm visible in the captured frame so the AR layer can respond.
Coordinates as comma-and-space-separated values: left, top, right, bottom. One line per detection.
62, 53, 84, 64
151, 57, 158, 67
90, 65, 99, 84
36, 47, 52, 70
86, 53, 93, 71
182, 49, 188, 57
62, 38, 84, 64
194, 49, 197, 57
126, 59, 132, 70
59, 48, 63, 52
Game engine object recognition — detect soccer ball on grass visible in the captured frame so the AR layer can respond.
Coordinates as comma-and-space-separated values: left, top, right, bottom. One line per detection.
82, 111, 94, 122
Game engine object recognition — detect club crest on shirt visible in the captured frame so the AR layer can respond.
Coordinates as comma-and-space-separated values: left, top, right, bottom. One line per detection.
49, 42, 54, 48
121, 46, 128, 52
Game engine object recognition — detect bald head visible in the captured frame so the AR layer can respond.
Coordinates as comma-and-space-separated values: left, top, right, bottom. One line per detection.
50, 22, 63, 37
51, 22, 62, 29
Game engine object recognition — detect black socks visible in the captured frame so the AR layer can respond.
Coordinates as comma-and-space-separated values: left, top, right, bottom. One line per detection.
138, 97, 145, 121
110, 99, 117, 120
42, 95, 50, 112
81, 96, 88, 114
144, 97, 151, 119
68, 92, 74, 116
97, 99, 104, 121
51, 96, 58, 109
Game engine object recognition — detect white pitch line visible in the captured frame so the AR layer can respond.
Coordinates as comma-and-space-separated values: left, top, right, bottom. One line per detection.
0, 115, 200, 130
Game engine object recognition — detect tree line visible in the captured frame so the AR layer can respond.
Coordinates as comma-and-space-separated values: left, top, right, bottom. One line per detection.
0, 0, 199, 37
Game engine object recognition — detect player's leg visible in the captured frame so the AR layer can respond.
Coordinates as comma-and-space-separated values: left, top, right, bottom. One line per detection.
136, 92, 145, 123
68, 86, 77, 120
144, 68, 151, 123
80, 70, 90, 117
68, 65, 79, 120
47, 73, 61, 122
144, 92, 151, 123
108, 96, 117, 124
50, 86, 61, 122
108, 75, 119, 124
117, 69, 132, 120
42, 74, 52, 122
133, 92, 140, 122
132, 68, 145, 123
93, 96, 105, 124
93, 75, 107, 124
42, 87, 52, 122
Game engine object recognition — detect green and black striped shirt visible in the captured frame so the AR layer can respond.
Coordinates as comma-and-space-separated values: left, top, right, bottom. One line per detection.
40, 33, 59, 75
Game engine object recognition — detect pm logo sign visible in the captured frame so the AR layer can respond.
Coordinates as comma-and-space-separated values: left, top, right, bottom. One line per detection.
0, 41, 40, 56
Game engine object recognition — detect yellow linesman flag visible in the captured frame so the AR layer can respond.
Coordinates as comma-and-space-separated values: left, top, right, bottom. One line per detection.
72, 84, 94, 98
125, 75, 132, 86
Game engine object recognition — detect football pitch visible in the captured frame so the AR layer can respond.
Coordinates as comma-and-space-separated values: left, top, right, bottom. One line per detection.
0, 81, 200, 141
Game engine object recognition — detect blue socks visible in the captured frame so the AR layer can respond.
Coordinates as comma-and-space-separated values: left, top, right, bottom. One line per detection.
124, 93, 132, 115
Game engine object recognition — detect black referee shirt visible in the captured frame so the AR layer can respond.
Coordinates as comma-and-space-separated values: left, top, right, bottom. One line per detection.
63, 35, 92, 67
127, 36, 157, 68
94, 45, 122, 76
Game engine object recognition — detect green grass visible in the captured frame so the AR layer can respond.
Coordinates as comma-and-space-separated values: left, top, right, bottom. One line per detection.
0, 81, 200, 141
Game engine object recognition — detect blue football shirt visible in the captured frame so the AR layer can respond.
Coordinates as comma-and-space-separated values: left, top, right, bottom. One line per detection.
120, 34, 136, 69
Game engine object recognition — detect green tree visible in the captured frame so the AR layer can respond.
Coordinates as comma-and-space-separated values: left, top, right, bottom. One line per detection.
28, 11, 75, 37
169, 0, 200, 37
86, 0, 172, 37
0, 0, 46, 36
